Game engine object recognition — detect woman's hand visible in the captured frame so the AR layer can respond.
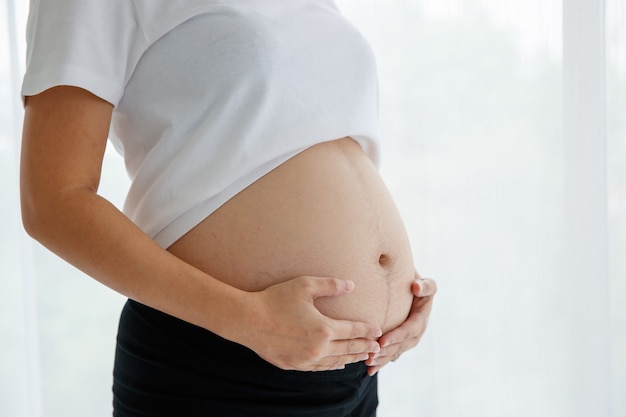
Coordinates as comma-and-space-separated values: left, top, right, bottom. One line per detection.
365, 275, 437, 376
243, 276, 383, 372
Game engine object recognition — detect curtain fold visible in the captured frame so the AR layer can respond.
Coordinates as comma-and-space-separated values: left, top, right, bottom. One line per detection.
1, 1, 624, 416
562, 1, 611, 415
607, 1, 626, 415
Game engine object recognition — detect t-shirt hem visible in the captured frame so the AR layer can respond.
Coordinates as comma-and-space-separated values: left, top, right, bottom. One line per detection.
151, 148, 305, 249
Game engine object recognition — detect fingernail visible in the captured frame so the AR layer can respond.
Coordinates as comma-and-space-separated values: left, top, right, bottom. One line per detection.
374, 328, 382, 337
344, 280, 355, 291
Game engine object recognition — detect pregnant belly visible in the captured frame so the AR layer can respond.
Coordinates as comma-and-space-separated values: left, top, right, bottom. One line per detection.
166, 137, 415, 333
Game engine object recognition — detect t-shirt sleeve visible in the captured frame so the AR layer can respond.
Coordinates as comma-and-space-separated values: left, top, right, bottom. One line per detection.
21, 0, 147, 106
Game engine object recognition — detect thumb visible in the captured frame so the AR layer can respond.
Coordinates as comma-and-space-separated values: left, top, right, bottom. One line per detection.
412, 277, 438, 297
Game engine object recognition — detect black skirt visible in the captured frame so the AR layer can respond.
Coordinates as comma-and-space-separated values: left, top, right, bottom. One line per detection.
112, 299, 378, 417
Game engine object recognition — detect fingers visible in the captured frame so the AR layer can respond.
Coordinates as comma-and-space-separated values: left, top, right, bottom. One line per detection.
365, 354, 397, 376
378, 323, 422, 351
363, 276, 437, 375
307, 320, 382, 370
254, 331, 379, 372
370, 326, 421, 365
275, 332, 380, 372
309, 353, 372, 372
297, 276, 355, 299
412, 276, 438, 297
371, 302, 430, 359
367, 365, 381, 376
365, 334, 419, 368
308, 338, 381, 372
332, 334, 380, 356
365, 337, 418, 376
294, 319, 381, 371
331, 318, 382, 340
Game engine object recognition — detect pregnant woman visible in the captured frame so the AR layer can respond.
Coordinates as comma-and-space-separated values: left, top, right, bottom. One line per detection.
19, 1, 436, 416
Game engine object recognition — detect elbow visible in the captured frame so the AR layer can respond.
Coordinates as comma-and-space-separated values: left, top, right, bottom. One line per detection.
20, 185, 97, 244
20, 193, 46, 240
20, 178, 70, 241
20, 185, 58, 242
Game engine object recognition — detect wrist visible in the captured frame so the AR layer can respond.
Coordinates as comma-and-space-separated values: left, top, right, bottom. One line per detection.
207, 286, 262, 348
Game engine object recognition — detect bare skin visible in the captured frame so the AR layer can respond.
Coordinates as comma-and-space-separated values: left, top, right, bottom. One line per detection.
167, 137, 416, 333
20, 85, 436, 374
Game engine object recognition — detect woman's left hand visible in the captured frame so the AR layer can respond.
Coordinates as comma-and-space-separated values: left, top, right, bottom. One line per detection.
365, 275, 437, 376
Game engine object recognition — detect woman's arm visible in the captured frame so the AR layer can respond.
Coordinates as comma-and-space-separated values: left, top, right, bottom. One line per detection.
20, 85, 381, 371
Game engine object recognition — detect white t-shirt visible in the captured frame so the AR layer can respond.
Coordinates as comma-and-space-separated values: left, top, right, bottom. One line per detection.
22, 0, 380, 248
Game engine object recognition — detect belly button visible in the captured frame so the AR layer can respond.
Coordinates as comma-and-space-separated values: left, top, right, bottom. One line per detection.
378, 253, 392, 268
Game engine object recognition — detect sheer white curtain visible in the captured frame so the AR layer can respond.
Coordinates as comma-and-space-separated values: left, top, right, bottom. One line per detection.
1, 0, 624, 416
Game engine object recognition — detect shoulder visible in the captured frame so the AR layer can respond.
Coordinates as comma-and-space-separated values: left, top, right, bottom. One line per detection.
23, 0, 147, 106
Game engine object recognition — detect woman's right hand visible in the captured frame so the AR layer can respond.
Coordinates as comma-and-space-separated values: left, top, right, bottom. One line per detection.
242, 276, 382, 372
